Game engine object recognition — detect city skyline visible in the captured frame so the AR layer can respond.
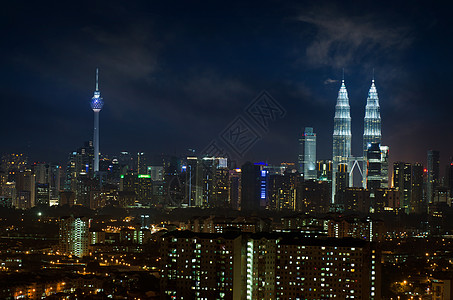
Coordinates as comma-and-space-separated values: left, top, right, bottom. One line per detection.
1, 1, 453, 169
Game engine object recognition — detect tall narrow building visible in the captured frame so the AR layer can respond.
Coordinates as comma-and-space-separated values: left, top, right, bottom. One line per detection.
90, 68, 104, 174
363, 79, 381, 155
332, 79, 352, 202
427, 150, 440, 204
363, 79, 381, 187
298, 127, 317, 179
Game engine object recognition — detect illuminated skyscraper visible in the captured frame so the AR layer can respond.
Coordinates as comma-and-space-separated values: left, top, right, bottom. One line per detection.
380, 145, 389, 188
332, 79, 351, 202
298, 127, 317, 179
363, 79, 381, 186
90, 68, 104, 174
363, 79, 381, 157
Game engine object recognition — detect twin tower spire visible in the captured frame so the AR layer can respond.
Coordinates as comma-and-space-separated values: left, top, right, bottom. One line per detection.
332, 75, 381, 201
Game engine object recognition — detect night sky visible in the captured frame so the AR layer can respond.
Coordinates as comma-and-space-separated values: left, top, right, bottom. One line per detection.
1, 1, 453, 170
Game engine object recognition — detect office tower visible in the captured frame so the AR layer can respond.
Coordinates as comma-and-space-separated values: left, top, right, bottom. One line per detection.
411, 163, 424, 214
147, 166, 164, 181
317, 159, 333, 181
374, 188, 400, 212
332, 79, 351, 202
393, 162, 412, 213
447, 158, 453, 198
35, 183, 50, 206
298, 127, 317, 179
1, 154, 27, 188
119, 151, 134, 174
366, 143, 382, 196
363, 79, 381, 185
33, 163, 61, 204
341, 187, 371, 213
15, 169, 36, 209
229, 169, 241, 210
268, 172, 298, 211
185, 156, 229, 207
427, 150, 440, 203
297, 179, 331, 213
137, 152, 146, 174
241, 162, 266, 211
380, 146, 389, 188
334, 163, 349, 204
59, 216, 90, 257
64, 141, 94, 193
90, 68, 104, 174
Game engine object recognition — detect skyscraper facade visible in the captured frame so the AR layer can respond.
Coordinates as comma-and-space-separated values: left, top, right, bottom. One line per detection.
298, 127, 317, 179
411, 163, 425, 214
366, 143, 382, 196
90, 68, 104, 174
59, 216, 90, 257
363, 79, 381, 188
363, 80, 381, 159
393, 162, 412, 213
427, 150, 440, 204
332, 80, 352, 202
380, 146, 389, 188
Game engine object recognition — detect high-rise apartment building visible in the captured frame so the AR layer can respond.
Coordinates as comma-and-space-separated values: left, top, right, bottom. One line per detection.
161, 231, 381, 300
59, 216, 90, 257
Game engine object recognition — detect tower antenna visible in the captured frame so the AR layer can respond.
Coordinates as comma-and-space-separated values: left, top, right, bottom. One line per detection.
372, 68, 375, 82
342, 68, 345, 82
95, 68, 99, 91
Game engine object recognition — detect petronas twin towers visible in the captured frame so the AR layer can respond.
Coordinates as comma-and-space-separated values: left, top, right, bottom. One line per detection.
332, 77, 381, 202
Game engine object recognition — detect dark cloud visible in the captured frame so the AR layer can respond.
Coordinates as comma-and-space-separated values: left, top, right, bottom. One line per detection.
0, 0, 452, 171
298, 4, 415, 69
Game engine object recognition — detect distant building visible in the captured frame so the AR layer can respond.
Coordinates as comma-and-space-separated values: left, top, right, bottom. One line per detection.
341, 187, 371, 213
366, 143, 382, 196
229, 169, 241, 210
393, 162, 412, 213
241, 162, 267, 211
380, 146, 389, 188
334, 163, 349, 204
427, 150, 440, 204
317, 160, 333, 182
268, 172, 298, 211
185, 156, 229, 207
374, 188, 400, 213
298, 127, 317, 179
15, 169, 35, 209
411, 163, 425, 214
298, 179, 331, 214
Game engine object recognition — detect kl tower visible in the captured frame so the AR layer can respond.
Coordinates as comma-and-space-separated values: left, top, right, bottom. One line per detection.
90, 68, 104, 174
